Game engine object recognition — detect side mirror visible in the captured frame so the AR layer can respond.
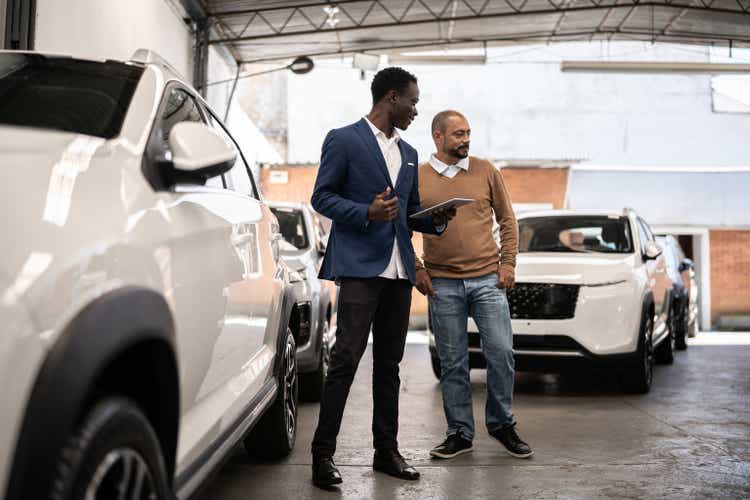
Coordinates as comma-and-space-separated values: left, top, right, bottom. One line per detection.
168, 122, 236, 181
317, 234, 329, 256
679, 258, 694, 273
644, 241, 662, 260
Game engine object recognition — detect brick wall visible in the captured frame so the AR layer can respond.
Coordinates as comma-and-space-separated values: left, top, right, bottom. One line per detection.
499, 167, 569, 209
259, 165, 318, 203
709, 230, 750, 323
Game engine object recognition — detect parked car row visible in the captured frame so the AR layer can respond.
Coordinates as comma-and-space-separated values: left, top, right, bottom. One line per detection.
268, 202, 335, 402
428, 208, 697, 393
0, 49, 328, 500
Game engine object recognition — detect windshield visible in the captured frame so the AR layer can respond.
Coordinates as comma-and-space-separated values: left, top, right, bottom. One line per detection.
0, 53, 143, 138
271, 207, 309, 252
519, 215, 634, 254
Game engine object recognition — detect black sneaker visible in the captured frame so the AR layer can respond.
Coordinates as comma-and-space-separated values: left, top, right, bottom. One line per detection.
490, 423, 533, 459
429, 432, 474, 459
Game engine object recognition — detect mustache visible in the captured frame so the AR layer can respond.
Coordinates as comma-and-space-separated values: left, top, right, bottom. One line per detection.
456, 143, 470, 149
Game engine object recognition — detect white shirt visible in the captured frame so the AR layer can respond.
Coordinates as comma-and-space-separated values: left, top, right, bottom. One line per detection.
364, 117, 407, 280
429, 154, 469, 178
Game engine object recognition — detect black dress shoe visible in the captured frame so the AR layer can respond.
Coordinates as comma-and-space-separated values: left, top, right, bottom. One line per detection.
490, 422, 533, 459
312, 456, 342, 487
373, 449, 420, 480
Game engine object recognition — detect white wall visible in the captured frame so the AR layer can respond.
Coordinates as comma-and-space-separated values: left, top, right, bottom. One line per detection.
287, 42, 750, 166
35, 0, 192, 78
33, 0, 281, 169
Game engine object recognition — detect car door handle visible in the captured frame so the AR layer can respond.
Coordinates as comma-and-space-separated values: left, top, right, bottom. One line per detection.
271, 233, 283, 242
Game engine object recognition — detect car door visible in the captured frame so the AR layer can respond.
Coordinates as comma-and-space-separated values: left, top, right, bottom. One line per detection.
139, 84, 271, 471
637, 217, 670, 333
204, 108, 286, 393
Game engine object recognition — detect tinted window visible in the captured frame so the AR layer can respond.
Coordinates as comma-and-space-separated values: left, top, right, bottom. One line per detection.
519, 216, 633, 254
636, 218, 652, 253
206, 113, 257, 198
270, 207, 309, 251
158, 88, 203, 148
0, 53, 142, 138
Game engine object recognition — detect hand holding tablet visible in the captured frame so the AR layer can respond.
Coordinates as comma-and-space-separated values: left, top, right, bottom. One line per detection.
409, 198, 476, 219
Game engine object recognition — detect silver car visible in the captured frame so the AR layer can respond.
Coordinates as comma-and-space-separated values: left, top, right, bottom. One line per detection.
269, 201, 335, 401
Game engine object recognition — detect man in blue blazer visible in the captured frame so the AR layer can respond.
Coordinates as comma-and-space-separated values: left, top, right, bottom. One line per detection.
310, 67, 454, 487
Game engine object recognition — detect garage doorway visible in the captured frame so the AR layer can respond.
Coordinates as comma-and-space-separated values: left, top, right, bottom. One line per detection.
656, 227, 711, 331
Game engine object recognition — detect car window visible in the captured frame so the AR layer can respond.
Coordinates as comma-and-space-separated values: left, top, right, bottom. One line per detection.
270, 207, 310, 252
641, 219, 655, 241
518, 216, 633, 254
158, 88, 204, 148
144, 85, 227, 189
0, 53, 143, 138
636, 218, 652, 254
205, 112, 259, 199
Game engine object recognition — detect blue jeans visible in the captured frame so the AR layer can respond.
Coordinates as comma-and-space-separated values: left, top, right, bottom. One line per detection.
429, 273, 515, 440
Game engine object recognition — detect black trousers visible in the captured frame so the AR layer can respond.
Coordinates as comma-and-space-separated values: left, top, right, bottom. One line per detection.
311, 277, 412, 457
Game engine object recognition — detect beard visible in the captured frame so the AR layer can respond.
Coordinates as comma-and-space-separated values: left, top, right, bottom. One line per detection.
449, 143, 470, 159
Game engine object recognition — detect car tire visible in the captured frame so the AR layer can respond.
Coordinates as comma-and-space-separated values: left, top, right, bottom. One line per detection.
300, 323, 329, 402
655, 313, 675, 364
620, 307, 654, 394
244, 328, 298, 460
674, 300, 689, 351
50, 397, 171, 500
430, 352, 442, 380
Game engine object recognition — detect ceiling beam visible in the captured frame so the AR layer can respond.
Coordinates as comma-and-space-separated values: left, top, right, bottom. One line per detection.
210, 2, 750, 44
236, 29, 750, 64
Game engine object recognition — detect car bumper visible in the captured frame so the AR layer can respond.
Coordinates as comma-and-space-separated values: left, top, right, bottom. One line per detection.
427, 279, 643, 370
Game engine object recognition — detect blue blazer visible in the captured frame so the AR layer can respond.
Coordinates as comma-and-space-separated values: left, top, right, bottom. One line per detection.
311, 118, 440, 284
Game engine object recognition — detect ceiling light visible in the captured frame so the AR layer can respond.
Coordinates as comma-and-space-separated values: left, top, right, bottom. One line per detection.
561, 61, 750, 73
323, 6, 340, 28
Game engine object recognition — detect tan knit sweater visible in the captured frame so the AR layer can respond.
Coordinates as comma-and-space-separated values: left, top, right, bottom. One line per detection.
415, 157, 518, 278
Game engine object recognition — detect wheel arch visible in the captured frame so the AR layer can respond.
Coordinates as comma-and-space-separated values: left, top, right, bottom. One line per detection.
6, 286, 178, 500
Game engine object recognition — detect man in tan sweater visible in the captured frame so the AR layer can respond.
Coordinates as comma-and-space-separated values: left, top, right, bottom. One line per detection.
416, 110, 533, 459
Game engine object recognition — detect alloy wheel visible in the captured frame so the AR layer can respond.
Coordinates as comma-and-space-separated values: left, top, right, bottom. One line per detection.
644, 317, 654, 387
85, 448, 156, 500
283, 335, 298, 443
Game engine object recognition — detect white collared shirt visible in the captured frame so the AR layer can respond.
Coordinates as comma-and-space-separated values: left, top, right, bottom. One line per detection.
364, 117, 407, 280
429, 154, 469, 179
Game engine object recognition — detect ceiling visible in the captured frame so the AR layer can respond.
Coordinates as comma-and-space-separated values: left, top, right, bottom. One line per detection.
200, 0, 750, 64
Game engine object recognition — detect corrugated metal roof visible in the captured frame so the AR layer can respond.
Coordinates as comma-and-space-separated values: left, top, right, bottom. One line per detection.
202, 0, 750, 64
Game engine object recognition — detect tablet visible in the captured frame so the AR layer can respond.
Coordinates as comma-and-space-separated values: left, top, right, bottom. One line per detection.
409, 198, 476, 219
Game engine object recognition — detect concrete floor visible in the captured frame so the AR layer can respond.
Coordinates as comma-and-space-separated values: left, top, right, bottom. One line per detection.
195, 340, 750, 499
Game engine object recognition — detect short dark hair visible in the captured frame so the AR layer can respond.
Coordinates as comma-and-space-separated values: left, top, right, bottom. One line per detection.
371, 67, 417, 104
431, 110, 466, 133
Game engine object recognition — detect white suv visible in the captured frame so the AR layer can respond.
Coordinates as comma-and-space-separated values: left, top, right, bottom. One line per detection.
0, 50, 300, 499
428, 208, 675, 393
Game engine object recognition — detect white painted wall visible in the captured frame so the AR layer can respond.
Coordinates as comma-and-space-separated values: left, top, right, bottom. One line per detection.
287, 42, 750, 166
34, 0, 192, 78
33, 0, 281, 169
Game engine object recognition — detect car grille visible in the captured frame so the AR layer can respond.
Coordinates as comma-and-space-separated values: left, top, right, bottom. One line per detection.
468, 333, 582, 351
507, 283, 579, 320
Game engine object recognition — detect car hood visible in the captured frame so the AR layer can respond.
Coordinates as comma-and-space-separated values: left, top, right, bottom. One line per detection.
516, 252, 635, 286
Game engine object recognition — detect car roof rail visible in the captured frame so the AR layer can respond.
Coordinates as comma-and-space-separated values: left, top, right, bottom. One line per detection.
129, 49, 186, 80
